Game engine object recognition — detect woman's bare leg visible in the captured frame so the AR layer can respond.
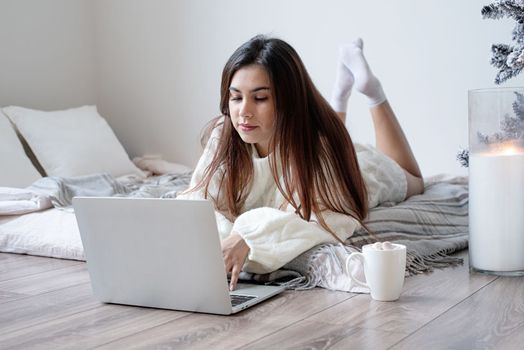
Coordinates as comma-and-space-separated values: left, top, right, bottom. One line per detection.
332, 38, 424, 197
370, 101, 424, 197
338, 106, 424, 197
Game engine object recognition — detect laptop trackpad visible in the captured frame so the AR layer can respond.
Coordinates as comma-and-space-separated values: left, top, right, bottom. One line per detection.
230, 283, 283, 307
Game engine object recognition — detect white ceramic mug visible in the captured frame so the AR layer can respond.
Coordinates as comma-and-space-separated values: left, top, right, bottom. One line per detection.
346, 242, 407, 301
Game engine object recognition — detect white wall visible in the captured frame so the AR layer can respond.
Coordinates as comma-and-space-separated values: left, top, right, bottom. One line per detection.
93, 0, 524, 176
3, 1, 524, 177
0, 0, 96, 109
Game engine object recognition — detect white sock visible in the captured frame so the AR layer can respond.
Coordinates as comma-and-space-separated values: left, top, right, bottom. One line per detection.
330, 52, 354, 113
339, 38, 386, 107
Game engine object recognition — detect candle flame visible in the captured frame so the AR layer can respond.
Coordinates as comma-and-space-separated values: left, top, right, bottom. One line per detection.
482, 142, 524, 156
500, 145, 519, 155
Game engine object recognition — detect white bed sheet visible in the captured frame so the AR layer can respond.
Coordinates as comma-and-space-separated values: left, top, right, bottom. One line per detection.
0, 208, 83, 260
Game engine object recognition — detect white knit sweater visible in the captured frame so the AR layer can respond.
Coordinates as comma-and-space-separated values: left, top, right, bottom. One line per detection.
177, 126, 407, 274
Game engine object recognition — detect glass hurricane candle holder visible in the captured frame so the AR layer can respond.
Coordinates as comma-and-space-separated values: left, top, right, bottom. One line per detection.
468, 87, 524, 276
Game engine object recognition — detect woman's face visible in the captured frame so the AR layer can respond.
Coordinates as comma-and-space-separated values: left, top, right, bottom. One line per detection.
228, 64, 276, 157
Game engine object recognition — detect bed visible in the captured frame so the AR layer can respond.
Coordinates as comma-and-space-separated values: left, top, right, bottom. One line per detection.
0, 105, 469, 293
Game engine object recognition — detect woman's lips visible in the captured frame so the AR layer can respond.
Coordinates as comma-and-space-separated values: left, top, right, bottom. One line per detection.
239, 124, 257, 132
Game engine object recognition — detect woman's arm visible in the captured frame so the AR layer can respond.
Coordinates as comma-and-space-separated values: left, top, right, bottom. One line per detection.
224, 206, 359, 290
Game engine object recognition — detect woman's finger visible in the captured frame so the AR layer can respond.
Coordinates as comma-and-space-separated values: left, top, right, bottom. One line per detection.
224, 259, 232, 274
229, 263, 241, 291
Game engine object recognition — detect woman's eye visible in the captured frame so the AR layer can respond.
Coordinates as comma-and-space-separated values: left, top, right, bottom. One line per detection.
255, 96, 268, 101
230, 96, 241, 102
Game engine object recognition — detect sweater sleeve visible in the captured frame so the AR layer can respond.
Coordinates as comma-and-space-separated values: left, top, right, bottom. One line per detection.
231, 207, 359, 274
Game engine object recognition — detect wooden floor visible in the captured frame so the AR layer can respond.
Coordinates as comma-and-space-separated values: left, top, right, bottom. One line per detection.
0, 250, 523, 350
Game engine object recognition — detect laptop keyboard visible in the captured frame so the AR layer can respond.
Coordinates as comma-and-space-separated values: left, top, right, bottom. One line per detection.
230, 294, 257, 307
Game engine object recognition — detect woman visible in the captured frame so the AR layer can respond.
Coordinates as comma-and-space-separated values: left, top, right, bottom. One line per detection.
178, 35, 424, 290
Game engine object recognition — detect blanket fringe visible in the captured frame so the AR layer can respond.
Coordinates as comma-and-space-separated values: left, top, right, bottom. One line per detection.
405, 250, 464, 276
278, 244, 355, 290
279, 243, 465, 290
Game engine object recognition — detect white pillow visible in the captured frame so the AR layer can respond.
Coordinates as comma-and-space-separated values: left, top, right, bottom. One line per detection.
2, 105, 145, 178
0, 111, 41, 187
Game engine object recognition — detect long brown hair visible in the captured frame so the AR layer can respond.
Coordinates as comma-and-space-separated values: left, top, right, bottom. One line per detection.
192, 35, 368, 240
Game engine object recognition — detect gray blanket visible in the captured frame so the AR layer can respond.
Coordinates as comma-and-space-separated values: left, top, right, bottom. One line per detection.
243, 176, 469, 289
349, 175, 468, 274
29, 173, 469, 290
29, 172, 193, 208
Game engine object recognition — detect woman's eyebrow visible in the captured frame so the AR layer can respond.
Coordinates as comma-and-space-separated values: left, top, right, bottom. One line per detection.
229, 86, 271, 93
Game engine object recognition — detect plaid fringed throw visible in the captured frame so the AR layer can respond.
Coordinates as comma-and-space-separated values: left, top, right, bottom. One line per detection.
242, 175, 469, 291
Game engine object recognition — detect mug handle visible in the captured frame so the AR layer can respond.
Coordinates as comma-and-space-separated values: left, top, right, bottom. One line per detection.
345, 252, 369, 289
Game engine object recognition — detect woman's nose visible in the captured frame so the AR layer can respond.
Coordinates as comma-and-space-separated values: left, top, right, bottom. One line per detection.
239, 100, 253, 118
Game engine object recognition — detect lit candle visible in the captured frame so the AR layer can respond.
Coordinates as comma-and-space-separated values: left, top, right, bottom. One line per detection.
469, 144, 524, 274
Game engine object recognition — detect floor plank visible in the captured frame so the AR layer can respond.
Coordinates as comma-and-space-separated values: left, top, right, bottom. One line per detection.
94, 289, 353, 350
303, 252, 496, 332
0, 290, 26, 304
0, 282, 97, 336
239, 252, 498, 349
241, 320, 408, 350
0, 302, 189, 350
389, 276, 524, 350
0, 263, 89, 301
0, 250, 522, 350
0, 253, 82, 282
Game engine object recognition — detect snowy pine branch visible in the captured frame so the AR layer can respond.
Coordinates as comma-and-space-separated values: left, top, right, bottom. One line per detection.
483, 0, 524, 84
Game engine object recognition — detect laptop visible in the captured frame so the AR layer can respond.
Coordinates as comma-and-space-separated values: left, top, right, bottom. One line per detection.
72, 197, 286, 315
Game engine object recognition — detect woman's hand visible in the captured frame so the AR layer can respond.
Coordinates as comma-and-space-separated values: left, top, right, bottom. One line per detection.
221, 232, 249, 291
